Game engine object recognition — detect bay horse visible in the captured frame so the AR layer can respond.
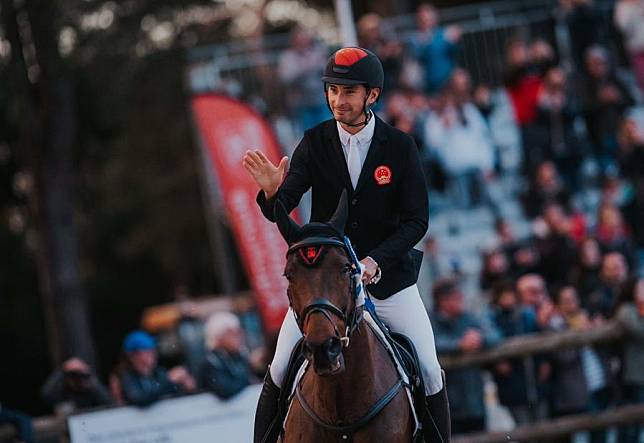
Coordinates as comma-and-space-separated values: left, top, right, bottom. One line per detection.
274, 191, 416, 443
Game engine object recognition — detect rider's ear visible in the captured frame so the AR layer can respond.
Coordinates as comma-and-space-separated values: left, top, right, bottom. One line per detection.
275, 200, 302, 245
328, 189, 348, 235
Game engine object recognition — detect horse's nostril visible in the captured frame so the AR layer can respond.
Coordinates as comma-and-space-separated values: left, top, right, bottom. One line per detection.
325, 337, 342, 361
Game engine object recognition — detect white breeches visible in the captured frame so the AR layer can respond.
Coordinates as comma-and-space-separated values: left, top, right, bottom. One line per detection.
269, 284, 444, 395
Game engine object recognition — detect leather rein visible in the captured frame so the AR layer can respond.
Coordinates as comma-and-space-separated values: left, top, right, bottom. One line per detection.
285, 235, 403, 439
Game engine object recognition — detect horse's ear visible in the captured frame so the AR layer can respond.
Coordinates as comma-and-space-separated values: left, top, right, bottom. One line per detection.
274, 199, 301, 245
328, 189, 348, 235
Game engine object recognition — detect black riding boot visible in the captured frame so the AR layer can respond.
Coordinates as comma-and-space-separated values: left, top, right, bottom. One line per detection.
424, 371, 451, 443
254, 371, 282, 443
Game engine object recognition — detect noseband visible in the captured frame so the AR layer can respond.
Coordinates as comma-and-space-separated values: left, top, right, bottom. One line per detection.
286, 235, 363, 348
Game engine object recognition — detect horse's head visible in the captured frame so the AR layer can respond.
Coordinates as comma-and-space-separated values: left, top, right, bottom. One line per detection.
275, 190, 360, 376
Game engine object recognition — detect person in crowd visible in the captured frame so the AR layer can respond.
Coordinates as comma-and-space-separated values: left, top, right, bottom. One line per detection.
614, 277, 644, 443
568, 237, 603, 306
357, 13, 404, 95
430, 278, 501, 434
277, 27, 329, 132
504, 38, 543, 168
116, 330, 196, 407
201, 312, 256, 400
529, 39, 558, 76
614, 0, 644, 96
588, 252, 630, 319
595, 202, 635, 264
472, 83, 495, 123
0, 404, 33, 443
479, 248, 510, 292
494, 217, 540, 276
521, 161, 572, 219
623, 177, 644, 267
561, 0, 607, 71
424, 68, 495, 212
548, 286, 612, 443
616, 114, 644, 182
40, 357, 112, 414
525, 66, 586, 190
580, 46, 635, 175
383, 91, 426, 150
516, 273, 555, 329
516, 273, 555, 415
489, 282, 539, 425
533, 202, 580, 285
409, 3, 462, 94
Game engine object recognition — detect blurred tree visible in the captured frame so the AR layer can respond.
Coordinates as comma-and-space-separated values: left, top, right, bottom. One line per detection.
2, 0, 96, 367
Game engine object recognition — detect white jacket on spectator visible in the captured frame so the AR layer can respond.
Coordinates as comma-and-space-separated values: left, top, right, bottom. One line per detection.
424, 102, 495, 175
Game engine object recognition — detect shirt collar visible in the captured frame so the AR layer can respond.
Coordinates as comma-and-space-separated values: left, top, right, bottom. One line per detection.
336, 112, 376, 148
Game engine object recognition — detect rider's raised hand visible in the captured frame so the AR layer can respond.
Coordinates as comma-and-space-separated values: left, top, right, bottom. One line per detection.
242, 150, 288, 199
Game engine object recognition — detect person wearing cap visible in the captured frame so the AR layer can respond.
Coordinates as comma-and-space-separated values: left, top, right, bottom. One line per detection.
117, 330, 196, 407
41, 357, 112, 414
244, 47, 450, 442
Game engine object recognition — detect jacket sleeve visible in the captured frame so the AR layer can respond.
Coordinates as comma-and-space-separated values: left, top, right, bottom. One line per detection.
256, 136, 312, 222
201, 355, 249, 400
120, 369, 179, 407
367, 136, 429, 271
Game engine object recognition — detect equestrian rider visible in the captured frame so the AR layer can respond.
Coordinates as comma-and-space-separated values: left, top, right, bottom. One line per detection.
243, 47, 451, 443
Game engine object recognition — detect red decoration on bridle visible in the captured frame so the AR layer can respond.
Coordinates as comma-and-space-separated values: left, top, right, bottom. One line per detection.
297, 246, 325, 266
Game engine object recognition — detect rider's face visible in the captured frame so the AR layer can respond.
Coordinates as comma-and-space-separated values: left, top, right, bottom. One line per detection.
326, 84, 378, 126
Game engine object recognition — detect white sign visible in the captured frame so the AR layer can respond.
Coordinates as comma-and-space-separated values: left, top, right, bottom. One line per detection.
68, 385, 261, 443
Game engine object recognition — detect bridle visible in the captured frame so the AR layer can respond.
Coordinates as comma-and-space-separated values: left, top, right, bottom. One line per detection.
285, 235, 363, 348
284, 234, 406, 441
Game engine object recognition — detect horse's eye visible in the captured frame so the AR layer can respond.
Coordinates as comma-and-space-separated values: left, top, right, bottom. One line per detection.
342, 263, 352, 274
283, 271, 292, 281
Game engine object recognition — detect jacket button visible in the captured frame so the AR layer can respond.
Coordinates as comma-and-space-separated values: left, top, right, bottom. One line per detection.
351, 198, 358, 206
351, 221, 358, 229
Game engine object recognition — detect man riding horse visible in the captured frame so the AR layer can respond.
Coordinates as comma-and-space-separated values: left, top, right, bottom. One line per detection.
243, 47, 451, 442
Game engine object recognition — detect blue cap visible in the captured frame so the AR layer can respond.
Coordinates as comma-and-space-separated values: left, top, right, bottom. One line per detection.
123, 330, 156, 352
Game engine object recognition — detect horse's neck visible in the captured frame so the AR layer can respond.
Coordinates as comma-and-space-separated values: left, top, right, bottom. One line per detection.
306, 320, 398, 420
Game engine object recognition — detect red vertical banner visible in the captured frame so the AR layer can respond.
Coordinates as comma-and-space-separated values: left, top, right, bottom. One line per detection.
191, 94, 293, 335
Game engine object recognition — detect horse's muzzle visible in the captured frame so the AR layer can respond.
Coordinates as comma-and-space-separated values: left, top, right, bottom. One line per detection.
303, 336, 345, 376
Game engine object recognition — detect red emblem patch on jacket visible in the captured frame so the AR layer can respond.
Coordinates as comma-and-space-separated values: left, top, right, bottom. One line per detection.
374, 165, 392, 185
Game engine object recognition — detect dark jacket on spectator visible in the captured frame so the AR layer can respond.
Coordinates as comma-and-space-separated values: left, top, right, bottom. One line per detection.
431, 311, 501, 421
615, 303, 644, 387
535, 232, 577, 286
41, 370, 112, 411
201, 350, 252, 400
568, 263, 602, 308
490, 307, 539, 407
581, 73, 634, 158
524, 101, 586, 189
547, 314, 611, 414
120, 367, 179, 407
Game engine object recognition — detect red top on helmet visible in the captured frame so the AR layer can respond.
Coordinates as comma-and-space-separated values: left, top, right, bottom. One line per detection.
321, 47, 385, 91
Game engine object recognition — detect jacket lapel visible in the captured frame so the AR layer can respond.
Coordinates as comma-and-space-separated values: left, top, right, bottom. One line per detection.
324, 120, 353, 191
354, 116, 387, 195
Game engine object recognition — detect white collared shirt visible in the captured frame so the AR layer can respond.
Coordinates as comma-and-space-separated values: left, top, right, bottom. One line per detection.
336, 112, 376, 178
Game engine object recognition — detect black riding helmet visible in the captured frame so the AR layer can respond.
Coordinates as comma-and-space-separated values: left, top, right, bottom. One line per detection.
322, 47, 384, 126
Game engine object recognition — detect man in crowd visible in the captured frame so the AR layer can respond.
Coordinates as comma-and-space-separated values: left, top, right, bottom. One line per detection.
430, 278, 501, 434
117, 330, 196, 407
201, 312, 257, 400
41, 357, 112, 414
